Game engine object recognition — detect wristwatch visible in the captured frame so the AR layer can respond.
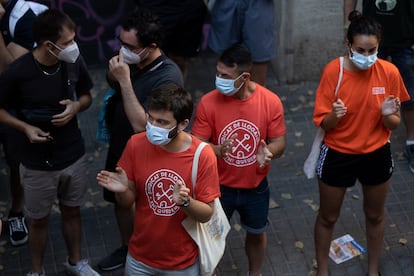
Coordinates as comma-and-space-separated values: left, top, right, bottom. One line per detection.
179, 196, 190, 207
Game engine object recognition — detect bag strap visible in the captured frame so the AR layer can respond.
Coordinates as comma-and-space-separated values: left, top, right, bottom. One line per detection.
191, 142, 208, 199
334, 56, 344, 98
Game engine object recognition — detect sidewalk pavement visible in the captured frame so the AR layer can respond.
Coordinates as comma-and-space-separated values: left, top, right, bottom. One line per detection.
0, 50, 413, 276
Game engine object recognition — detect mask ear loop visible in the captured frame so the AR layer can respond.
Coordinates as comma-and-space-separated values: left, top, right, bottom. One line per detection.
168, 125, 179, 139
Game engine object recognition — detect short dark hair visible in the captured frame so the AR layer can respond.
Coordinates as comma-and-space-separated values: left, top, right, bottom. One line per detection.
122, 8, 163, 48
346, 10, 382, 44
33, 9, 76, 45
147, 84, 193, 124
219, 44, 252, 74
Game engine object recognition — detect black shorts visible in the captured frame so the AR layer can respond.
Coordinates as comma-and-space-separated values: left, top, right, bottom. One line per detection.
316, 142, 393, 187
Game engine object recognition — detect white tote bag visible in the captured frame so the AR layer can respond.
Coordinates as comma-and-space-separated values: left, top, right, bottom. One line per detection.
182, 142, 231, 276
303, 57, 344, 179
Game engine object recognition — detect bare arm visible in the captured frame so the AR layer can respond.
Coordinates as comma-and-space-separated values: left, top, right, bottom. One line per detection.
173, 181, 214, 223
344, 0, 358, 26
108, 50, 147, 133
321, 99, 347, 131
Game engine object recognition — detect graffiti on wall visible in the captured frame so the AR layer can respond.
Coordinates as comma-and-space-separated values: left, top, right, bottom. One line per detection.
35, 0, 134, 66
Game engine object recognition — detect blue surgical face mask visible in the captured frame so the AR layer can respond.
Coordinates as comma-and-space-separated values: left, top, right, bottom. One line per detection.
349, 48, 378, 70
145, 121, 177, 145
215, 74, 244, 96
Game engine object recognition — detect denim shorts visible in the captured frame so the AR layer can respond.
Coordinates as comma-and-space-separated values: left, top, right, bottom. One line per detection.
379, 46, 414, 109
124, 253, 199, 275
219, 177, 269, 234
208, 0, 276, 62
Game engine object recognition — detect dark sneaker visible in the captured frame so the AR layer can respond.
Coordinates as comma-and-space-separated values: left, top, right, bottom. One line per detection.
406, 145, 414, 174
8, 214, 28, 246
97, 245, 128, 271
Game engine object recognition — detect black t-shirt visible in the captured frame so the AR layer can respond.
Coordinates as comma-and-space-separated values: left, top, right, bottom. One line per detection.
363, 0, 414, 48
0, 53, 93, 170
104, 54, 183, 169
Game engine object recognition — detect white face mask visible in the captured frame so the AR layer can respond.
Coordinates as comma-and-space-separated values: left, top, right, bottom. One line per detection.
48, 41, 80, 63
145, 121, 178, 146
121, 46, 147, 64
349, 48, 378, 70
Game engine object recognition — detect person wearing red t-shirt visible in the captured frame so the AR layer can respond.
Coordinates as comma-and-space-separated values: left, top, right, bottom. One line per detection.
313, 11, 410, 276
191, 44, 286, 276
97, 83, 220, 274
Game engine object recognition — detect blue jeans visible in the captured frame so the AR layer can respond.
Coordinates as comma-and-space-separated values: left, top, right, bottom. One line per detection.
219, 177, 269, 234
124, 253, 199, 276
379, 46, 414, 109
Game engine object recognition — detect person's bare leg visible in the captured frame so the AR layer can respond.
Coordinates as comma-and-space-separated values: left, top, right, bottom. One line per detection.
9, 166, 24, 214
60, 205, 81, 264
115, 203, 134, 246
362, 180, 390, 276
251, 62, 269, 86
246, 232, 266, 276
403, 109, 414, 140
29, 215, 49, 274
314, 180, 346, 276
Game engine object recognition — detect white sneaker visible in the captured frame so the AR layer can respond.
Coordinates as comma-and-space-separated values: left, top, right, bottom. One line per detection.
64, 258, 100, 276
26, 270, 45, 276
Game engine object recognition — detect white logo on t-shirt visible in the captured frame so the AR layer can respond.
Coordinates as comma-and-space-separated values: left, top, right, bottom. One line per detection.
145, 169, 183, 216
375, 0, 397, 12
218, 119, 261, 167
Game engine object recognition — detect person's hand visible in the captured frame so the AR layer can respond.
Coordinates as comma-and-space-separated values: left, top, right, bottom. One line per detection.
96, 167, 129, 193
172, 180, 190, 206
332, 98, 347, 118
24, 125, 53, 143
108, 49, 131, 83
257, 139, 273, 168
220, 133, 237, 157
381, 95, 400, 116
51, 100, 79, 126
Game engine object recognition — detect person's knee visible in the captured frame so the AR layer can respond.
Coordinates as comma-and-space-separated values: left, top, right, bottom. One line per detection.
364, 210, 384, 225
317, 212, 339, 227
30, 215, 49, 228
246, 232, 266, 243
60, 205, 80, 219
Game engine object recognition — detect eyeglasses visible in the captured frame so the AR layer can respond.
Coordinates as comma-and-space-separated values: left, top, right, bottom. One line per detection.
117, 35, 142, 52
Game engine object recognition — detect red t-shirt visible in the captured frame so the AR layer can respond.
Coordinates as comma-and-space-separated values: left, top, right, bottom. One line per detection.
191, 84, 286, 189
314, 57, 410, 154
118, 133, 220, 270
